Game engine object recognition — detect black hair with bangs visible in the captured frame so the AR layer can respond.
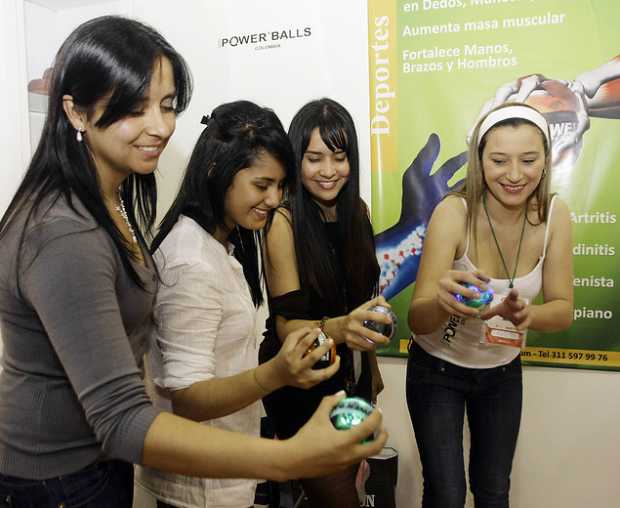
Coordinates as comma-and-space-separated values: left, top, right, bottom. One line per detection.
286, 98, 379, 310
152, 100, 295, 306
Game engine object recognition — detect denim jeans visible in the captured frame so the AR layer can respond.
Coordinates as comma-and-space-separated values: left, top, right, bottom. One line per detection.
406, 341, 522, 508
0, 460, 133, 508
157, 502, 254, 508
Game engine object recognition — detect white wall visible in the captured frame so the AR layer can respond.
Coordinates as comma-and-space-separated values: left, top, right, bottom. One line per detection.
6, 1, 620, 507
0, 0, 31, 364
130, 0, 373, 224
379, 360, 620, 508
1, 0, 30, 215
23, 0, 129, 151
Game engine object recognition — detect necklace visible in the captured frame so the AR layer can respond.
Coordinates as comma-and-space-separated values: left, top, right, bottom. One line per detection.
114, 189, 138, 244
482, 193, 527, 288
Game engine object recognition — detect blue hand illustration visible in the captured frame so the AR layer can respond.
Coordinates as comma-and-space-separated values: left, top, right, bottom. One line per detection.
375, 133, 467, 300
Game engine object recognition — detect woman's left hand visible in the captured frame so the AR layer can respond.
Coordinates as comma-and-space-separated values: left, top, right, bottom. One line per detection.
480, 289, 532, 331
371, 371, 384, 404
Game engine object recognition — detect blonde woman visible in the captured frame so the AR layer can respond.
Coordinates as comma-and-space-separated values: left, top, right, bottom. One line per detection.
407, 103, 573, 508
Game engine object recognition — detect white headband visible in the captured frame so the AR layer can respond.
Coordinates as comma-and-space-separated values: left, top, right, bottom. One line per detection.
477, 105, 550, 146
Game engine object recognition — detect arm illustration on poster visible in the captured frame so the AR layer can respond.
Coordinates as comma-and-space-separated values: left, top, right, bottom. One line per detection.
375, 135, 466, 300
376, 56, 620, 305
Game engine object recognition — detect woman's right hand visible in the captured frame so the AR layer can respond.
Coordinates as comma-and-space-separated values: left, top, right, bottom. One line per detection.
340, 296, 394, 351
480, 289, 532, 330
285, 391, 388, 478
436, 270, 490, 318
271, 327, 340, 389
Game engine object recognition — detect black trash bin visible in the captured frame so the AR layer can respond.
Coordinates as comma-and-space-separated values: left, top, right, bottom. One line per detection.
361, 447, 398, 508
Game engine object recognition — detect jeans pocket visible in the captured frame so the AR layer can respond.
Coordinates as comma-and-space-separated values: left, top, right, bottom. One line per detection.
58, 462, 111, 507
501, 355, 523, 376
0, 473, 45, 508
406, 356, 433, 385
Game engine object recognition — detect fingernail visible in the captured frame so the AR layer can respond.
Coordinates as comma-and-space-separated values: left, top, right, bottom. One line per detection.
335, 390, 346, 396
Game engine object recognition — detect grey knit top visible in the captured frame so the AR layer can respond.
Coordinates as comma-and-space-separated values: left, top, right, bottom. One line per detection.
0, 194, 160, 479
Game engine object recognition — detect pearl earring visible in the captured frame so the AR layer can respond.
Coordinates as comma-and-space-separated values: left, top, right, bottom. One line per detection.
76, 128, 83, 142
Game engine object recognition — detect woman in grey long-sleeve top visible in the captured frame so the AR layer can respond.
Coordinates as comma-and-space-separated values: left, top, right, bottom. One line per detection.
0, 15, 387, 508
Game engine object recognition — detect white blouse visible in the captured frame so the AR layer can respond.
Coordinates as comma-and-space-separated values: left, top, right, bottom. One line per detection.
136, 215, 261, 508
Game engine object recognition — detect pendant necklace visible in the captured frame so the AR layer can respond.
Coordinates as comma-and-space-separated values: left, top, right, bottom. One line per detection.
115, 189, 138, 244
482, 193, 527, 289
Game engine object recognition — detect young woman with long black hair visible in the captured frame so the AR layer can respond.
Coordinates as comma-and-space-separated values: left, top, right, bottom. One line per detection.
260, 98, 392, 508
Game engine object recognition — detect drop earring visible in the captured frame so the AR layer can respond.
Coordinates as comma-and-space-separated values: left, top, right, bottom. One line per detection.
76, 128, 83, 142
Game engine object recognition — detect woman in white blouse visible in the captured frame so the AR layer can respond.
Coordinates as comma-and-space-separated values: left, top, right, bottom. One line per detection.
136, 101, 340, 508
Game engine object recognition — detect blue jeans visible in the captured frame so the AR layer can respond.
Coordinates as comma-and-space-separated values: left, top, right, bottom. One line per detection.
0, 460, 133, 508
406, 341, 522, 508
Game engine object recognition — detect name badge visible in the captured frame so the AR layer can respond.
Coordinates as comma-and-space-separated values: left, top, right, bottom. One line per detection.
481, 291, 528, 349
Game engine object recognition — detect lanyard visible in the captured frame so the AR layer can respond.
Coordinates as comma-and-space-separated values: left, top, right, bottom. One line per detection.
482, 193, 527, 289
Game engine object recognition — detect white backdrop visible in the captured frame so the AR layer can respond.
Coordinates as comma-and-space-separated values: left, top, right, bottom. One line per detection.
130, 0, 373, 223
0, 0, 30, 217
0, 0, 31, 370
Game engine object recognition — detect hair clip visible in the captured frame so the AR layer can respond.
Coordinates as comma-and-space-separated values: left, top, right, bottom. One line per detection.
200, 115, 210, 125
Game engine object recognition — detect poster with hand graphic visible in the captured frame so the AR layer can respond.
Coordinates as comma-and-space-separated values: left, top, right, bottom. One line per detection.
369, 0, 620, 370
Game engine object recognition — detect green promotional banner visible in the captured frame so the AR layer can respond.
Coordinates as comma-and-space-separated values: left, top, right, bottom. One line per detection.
369, 0, 620, 369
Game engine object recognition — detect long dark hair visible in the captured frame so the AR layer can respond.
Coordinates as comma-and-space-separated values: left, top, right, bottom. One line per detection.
0, 16, 192, 289
286, 98, 379, 310
152, 101, 295, 306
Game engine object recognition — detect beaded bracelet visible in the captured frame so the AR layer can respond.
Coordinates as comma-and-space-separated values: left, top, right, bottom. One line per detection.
253, 367, 270, 394
319, 316, 329, 336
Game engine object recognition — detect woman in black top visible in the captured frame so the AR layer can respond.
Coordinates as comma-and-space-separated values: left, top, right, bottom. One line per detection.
260, 98, 392, 508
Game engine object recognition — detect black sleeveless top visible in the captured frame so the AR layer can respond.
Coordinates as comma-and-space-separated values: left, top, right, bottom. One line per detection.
259, 221, 372, 439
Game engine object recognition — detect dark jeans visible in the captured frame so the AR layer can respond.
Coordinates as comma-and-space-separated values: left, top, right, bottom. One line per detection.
0, 460, 133, 508
157, 503, 253, 508
406, 341, 522, 508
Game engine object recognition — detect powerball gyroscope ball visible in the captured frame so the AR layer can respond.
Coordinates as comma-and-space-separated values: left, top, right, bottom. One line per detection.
308, 331, 337, 369
363, 305, 397, 339
454, 283, 494, 308
330, 396, 374, 441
